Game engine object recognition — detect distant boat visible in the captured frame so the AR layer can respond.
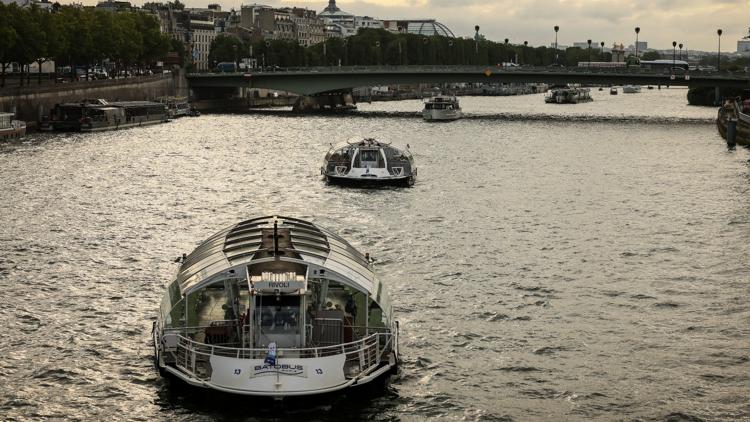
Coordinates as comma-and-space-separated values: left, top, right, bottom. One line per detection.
322, 138, 417, 187
158, 96, 190, 119
623, 85, 641, 94
0, 112, 26, 140
717, 97, 750, 147
545, 87, 593, 104
422, 96, 462, 121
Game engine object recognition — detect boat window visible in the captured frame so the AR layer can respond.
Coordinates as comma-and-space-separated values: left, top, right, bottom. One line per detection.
186, 278, 244, 328
360, 150, 378, 162
255, 295, 300, 333
384, 147, 411, 162
367, 297, 385, 328
327, 147, 351, 162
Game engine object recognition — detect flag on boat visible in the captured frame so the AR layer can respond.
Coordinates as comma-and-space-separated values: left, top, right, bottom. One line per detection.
264, 342, 277, 366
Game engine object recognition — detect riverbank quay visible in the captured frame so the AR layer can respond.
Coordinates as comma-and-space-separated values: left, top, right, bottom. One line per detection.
353, 83, 549, 103
0, 72, 188, 131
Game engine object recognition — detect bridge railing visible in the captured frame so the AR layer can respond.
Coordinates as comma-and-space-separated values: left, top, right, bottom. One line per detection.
187, 65, 744, 78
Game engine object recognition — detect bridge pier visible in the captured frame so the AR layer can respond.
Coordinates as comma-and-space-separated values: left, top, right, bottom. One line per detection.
292, 92, 356, 112
687, 86, 745, 106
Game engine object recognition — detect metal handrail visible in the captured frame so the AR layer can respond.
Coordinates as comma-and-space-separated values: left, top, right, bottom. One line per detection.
164, 329, 391, 359
166, 331, 392, 381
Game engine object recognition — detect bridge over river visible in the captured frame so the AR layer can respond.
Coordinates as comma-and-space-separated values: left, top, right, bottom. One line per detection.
187, 65, 750, 96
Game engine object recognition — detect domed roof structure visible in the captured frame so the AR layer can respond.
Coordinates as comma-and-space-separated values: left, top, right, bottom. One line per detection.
382, 19, 455, 38
319, 0, 353, 18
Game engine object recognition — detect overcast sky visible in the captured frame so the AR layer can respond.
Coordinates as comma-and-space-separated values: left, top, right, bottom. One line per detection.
163, 0, 750, 51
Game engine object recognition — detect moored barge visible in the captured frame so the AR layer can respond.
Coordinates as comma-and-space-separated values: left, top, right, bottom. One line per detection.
153, 215, 399, 397
0, 112, 26, 140
40, 99, 168, 132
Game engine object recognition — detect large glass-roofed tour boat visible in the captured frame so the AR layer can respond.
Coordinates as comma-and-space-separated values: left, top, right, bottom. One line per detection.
153, 216, 399, 397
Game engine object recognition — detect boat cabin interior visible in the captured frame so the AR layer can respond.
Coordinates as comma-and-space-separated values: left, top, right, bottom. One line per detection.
161, 262, 388, 354
424, 96, 459, 110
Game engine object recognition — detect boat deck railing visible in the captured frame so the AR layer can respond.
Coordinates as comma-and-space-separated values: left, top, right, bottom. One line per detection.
164, 329, 394, 382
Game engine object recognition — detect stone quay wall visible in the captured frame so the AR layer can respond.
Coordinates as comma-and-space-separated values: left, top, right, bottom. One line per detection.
0, 71, 189, 127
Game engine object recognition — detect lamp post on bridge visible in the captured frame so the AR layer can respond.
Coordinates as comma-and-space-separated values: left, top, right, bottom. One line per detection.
523, 40, 528, 65
343, 38, 348, 66
678, 43, 683, 61
634, 27, 640, 59
554, 25, 559, 65
233, 44, 238, 70
587, 39, 592, 70
717, 29, 722, 71
474, 25, 480, 61
672, 41, 677, 70
504, 38, 509, 64
600, 41, 605, 61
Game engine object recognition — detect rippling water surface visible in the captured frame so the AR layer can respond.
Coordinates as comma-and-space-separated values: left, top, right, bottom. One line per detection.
1, 88, 748, 421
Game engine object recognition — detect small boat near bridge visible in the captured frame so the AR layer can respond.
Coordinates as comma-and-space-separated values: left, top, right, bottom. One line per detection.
717, 96, 750, 147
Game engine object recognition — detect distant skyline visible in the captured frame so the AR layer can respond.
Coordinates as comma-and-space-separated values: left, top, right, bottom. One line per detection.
79, 0, 749, 51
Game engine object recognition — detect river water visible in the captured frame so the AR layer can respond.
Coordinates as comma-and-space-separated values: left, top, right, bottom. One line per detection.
1, 88, 748, 421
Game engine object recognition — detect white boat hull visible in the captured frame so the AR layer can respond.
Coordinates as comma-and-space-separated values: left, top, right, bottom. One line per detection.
622, 86, 641, 94
423, 109, 462, 121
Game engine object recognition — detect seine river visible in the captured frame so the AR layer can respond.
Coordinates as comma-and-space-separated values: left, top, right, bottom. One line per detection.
1, 88, 748, 421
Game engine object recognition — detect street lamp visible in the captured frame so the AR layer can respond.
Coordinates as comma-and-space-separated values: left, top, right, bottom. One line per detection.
717, 29, 723, 71
672, 41, 677, 69
678, 43, 683, 61
343, 38, 348, 66
600, 41, 605, 60
474, 25, 480, 58
523, 40, 528, 65
587, 39, 592, 68
504, 38, 509, 64
375, 40, 381, 65
634, 27, 640, 58
554, 25, 559, 65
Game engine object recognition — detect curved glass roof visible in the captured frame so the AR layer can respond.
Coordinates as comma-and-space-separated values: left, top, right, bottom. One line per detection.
173, 216, 377, 297
407, 20, 454, 37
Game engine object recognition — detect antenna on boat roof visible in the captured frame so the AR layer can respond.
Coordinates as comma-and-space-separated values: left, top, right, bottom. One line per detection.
273, 220, 279, 257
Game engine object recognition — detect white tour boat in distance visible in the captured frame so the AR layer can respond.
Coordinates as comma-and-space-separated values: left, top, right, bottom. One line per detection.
545, 87, 593, 104
153, 215, 399, 398
422, 95, 462, 121
622, 85, 642, 94
322, 138, 416, 187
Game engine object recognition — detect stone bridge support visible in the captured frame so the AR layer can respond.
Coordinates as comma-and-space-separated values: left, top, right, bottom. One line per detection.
292, 91, 356, 112
687, 86, 746, 106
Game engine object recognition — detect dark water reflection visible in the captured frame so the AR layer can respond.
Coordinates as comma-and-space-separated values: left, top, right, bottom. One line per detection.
0, 90, 749, 421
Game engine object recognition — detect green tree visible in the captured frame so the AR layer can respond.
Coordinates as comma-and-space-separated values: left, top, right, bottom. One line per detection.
135, 12, 169, 66
208, 34, 245, 68
8, 5, 45, 86
641, 50, 661, 61
0, 3, 19, 87
114, 13, 143, 76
